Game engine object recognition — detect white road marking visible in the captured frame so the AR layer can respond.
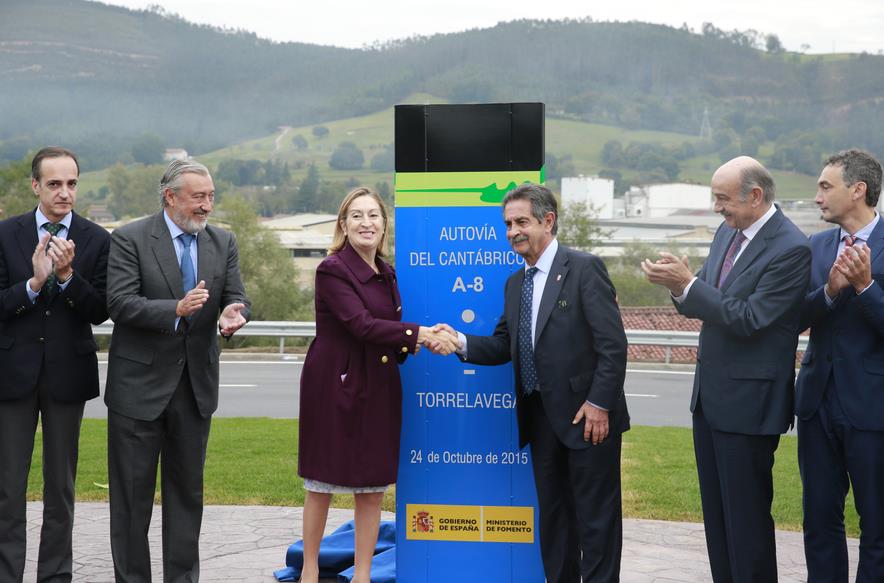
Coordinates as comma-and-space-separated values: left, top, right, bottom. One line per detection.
626, 369, 694, 376
220, 384, 257, 388
626, 393, 659, 398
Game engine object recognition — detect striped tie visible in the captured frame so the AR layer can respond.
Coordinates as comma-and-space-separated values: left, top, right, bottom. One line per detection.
717, 231, 746, 288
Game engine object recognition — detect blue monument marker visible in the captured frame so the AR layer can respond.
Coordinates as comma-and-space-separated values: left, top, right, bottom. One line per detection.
394, 103, 546, 582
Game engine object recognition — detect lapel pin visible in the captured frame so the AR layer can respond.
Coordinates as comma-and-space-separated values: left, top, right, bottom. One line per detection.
556, 274, 562, 282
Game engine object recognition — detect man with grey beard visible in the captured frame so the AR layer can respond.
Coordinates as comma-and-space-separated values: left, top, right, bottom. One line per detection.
104, 159, 250, 582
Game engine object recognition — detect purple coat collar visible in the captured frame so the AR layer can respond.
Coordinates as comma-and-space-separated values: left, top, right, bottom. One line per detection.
338, 242, 395, 283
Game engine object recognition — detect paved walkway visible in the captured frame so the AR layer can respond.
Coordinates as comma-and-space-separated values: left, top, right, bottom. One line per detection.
25, 502, 858, 582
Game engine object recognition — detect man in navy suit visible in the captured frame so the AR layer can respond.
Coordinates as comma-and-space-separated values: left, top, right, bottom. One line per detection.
0, 147, 110, 582
796, 149, 884, 582
436, 183, 629, 582
643, 156, 811, 582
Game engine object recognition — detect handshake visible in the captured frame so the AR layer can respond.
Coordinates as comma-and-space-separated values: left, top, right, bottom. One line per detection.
416, 323, 462, 356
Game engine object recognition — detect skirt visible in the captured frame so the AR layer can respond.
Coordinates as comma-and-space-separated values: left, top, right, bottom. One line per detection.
303, 478, 389, 494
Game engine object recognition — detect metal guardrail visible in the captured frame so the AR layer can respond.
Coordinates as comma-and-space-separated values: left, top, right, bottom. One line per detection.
92, 322, 810, 359
625, 329, 808, 364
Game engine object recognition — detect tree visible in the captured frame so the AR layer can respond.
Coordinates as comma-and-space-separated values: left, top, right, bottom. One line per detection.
107, 163, 163, 219
329, 142, 364, 171
740, 136, 759, 157
318, 180, 349, 213
218, 195, 313, 321
312, 126, 329, 139
0, 155, 35, 219
765, 34, 784, 54
601, 140, 625, 167
544, 153, 576, 181
131, 133, 165, 165
375, 181, 392, 206
297, 164, 320, 212
291, 134, 308, 150
370, 145, 394, 172
607, 241, 697, 306
557, 201, 611, 252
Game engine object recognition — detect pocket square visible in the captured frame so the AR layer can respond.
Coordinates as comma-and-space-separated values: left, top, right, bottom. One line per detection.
557, 299, 569, 309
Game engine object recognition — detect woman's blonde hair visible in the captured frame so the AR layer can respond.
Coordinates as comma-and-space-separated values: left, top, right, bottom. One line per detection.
328, 187, 389, 256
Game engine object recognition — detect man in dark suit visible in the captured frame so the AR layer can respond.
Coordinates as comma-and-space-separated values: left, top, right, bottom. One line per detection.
105, 159, 250, 582
642, 156, 811, 582
796, 149, 884, 582
0, 146, 110, 582
435, 183, 628, 582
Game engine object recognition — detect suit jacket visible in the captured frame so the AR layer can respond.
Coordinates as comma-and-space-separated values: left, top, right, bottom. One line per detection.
795, 222, 884, 430
298, 243, 419, 486
104, 211, 250, 421
0, 210, 110, 402
677, 207, 811, 435
464, 244, 629, 450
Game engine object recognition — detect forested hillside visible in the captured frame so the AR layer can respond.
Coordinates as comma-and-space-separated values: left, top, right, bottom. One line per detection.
3, 0, 884, 173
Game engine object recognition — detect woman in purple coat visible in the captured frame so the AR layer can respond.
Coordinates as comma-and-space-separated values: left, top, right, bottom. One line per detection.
297, 187, 450, 583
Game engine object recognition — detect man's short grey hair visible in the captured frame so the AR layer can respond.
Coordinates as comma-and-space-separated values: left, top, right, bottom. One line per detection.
159, 159, 211, 207
739, 165, 776, 203
501, 182, 559, 235
825, 149, 882, 208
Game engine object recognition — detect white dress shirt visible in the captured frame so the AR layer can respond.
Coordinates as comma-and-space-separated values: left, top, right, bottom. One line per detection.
163, 210, 199, 330
824, 212, 879, 304
26, 207, 74, 301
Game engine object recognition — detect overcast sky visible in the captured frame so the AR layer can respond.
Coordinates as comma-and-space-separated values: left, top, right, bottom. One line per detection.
94, 0, 884, 54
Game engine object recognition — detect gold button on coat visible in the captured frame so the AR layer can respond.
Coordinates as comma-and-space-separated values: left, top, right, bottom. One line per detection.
381, 355, 389, 363
405, 329, 413, 336
401, 346, 408, 353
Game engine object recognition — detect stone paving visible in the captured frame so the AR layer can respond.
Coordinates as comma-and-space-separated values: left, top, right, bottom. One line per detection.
24, 502, 858, 582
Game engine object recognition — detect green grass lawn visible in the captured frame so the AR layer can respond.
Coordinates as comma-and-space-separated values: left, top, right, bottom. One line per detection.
28, 420, 859, 536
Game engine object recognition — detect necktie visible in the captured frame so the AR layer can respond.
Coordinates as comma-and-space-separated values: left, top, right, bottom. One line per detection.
43, 222, 64, 297
518, 267, 539, 396
179, 233, 196, 294
717, 230, 746, 288
844, 234, 857, 247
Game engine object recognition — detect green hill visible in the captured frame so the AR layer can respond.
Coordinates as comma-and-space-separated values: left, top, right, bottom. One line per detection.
77, 97, 818, 207
3, 0, 884, 178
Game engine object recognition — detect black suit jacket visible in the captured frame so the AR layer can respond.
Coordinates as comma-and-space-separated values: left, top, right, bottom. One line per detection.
105, 211, 250, 421
0, 210, 110, 402
676, 207, 811, 435
464, 244, 629, 450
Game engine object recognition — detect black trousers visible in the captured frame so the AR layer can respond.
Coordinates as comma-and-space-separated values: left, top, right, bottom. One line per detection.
692, 403, 780, 583
0, 374, 85, 583
108, 373, 212, 583
799, 382, 884, 583
526, 393, 623, 583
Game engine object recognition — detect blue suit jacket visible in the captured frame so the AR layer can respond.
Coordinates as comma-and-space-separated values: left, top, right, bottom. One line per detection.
795, 221, 884, 431
676, 208, 811, 435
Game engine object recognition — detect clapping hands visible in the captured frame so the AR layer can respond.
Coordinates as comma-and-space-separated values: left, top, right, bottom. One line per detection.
417, 324, 462, 356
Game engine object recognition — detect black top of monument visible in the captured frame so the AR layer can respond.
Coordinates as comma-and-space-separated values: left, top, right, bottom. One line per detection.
395, 103, 545, 173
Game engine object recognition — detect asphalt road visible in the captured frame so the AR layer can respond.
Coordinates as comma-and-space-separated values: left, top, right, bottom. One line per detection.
85, 357, 696, 427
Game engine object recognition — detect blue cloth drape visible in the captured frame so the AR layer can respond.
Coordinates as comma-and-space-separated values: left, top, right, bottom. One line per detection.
274, 520, 396, 582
